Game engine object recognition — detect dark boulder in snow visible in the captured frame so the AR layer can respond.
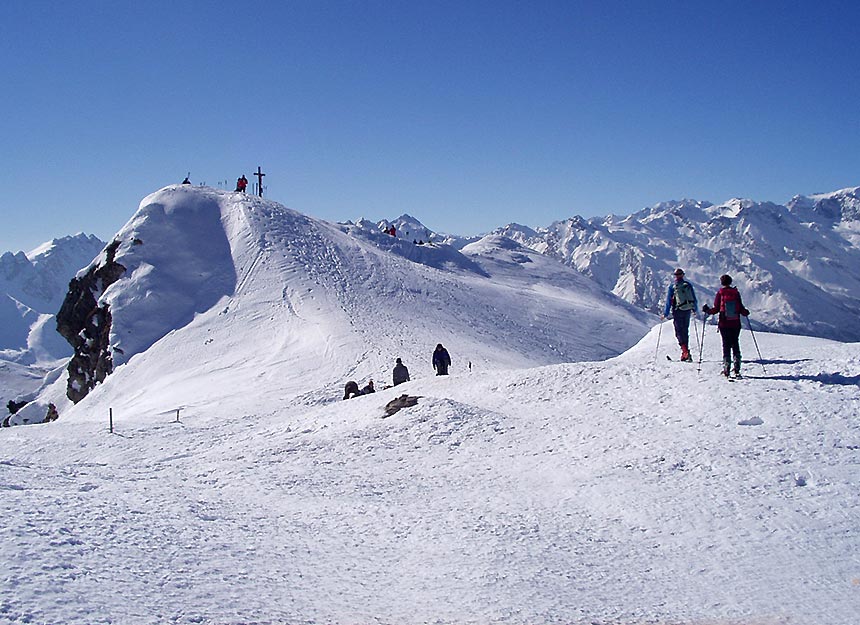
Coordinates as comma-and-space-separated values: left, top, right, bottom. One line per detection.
383, 394, 420, 417
56, 239, 126, 403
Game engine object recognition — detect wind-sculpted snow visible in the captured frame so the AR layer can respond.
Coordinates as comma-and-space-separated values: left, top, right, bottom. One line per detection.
103, 186, 239, 364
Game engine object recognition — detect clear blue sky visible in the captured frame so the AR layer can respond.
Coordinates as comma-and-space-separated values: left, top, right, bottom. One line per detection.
2, 0, 859, 253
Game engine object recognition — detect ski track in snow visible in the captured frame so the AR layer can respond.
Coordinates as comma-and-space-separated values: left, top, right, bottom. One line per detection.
1, 327, 858, 625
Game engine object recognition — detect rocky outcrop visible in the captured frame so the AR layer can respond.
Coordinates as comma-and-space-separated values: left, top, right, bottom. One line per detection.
383, 394, 421, 418
56, 240, 126, 403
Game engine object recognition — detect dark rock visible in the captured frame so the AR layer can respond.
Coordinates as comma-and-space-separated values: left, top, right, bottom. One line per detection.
56, 239, 126, 403
6, 399, 27, 414
383, 394, 420, 417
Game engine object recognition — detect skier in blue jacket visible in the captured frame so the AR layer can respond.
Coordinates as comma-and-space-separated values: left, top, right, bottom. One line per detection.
663, 268, 698, 361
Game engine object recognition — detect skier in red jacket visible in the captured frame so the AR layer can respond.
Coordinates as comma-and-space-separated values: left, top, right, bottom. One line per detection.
703, 274, 750, 378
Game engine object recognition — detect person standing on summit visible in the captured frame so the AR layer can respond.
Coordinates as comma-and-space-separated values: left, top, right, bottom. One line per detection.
663, 268, 698, 362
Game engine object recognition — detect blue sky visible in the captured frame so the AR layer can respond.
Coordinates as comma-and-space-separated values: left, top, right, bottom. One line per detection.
2, 0, 859, 253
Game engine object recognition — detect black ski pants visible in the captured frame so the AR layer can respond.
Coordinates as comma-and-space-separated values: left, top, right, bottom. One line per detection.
719, 326, 742, 369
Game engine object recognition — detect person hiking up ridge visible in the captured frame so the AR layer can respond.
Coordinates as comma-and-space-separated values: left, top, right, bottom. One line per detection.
703, 274, 750, 378
432, 344, 451, 376
663, 268, 698, 362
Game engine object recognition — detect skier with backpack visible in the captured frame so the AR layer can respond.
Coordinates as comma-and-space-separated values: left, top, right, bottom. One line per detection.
702, 274, 750, 378
663, 268, 698, 361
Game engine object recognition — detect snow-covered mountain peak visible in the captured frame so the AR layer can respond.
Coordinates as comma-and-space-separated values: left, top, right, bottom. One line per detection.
27, 232, 104, 261
788, 185, 860, 222
18, 184, 649, 421
0, 231, 105, 373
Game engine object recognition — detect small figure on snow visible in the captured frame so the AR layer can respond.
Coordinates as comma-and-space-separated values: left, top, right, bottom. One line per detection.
236, 175, 248, 193
432, 344, 451, 376
663, 268, 698, 362
703, 274, 750, 377
393, 358, 410, 386
343, 379, 375, 399
343, 380, 361, 400
45, 403, 59, 422
182, 176, 191, 185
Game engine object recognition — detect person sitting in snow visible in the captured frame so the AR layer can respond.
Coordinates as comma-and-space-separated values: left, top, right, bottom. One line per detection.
360, 380, 375, 395
703, 274, 750, 377
343, 380, 361, 400
393, 358, 410, 386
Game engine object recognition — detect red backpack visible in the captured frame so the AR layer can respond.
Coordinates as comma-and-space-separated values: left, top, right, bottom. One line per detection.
720, 286, 741, 321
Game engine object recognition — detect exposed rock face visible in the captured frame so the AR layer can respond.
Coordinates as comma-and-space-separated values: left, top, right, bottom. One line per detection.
56, 240, 126, 403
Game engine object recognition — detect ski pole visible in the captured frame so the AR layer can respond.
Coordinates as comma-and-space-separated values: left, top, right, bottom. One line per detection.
692, 313, 701, 361
745, 316, 766, 374
655, 317, 664, 363
697, 313, 708, 373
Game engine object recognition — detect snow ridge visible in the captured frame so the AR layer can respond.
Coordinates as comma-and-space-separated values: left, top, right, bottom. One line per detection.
9, 184, 648, 422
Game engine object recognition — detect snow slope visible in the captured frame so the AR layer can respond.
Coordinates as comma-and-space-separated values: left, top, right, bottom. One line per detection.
1, 326, 857, 624
10, 184, 649, 424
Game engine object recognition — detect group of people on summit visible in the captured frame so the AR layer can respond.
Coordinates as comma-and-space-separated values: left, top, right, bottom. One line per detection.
181, 175, 249, 192
664, 268, 751, 377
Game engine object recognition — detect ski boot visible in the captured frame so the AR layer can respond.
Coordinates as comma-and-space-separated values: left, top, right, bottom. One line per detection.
721, 359, 731, 377
680, 344, 692, 362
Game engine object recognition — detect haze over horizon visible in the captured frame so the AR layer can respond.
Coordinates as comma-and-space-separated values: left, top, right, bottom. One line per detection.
3, 1, 859, 253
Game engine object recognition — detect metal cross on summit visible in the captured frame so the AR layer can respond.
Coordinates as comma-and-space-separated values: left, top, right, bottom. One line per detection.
254, 166, 266, 197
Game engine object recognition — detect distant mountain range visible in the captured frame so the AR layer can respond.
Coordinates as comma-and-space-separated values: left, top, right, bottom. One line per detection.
0, 234, 106, 365
483, 186, 860, 342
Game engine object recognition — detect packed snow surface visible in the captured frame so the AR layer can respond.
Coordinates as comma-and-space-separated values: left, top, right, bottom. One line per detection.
1, 327, 858, 624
